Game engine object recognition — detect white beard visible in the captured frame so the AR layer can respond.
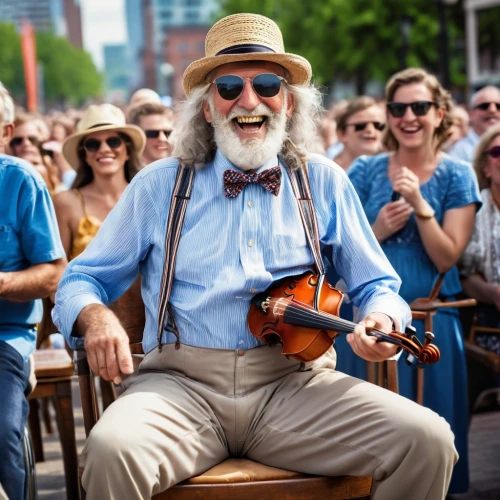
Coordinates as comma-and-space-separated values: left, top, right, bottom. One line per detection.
209, 101, 288, 171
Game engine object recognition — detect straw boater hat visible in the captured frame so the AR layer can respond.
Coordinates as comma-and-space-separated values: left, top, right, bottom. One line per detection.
62, 104, 146, 169
182, 13, 312, 96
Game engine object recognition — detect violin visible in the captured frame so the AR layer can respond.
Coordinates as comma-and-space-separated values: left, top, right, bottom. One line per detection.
248, 272, 440, 367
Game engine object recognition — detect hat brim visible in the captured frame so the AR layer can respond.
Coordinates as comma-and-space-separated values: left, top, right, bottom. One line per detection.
62, 124, 146, 171
182, 52, 312, 97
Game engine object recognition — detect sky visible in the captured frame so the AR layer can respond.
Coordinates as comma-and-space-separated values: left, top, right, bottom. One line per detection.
80, 0, 126, 70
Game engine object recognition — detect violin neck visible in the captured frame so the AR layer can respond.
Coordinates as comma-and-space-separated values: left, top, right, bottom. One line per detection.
283, 301, 356, 333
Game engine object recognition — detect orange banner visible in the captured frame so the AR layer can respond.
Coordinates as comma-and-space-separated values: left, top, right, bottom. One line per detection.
21, 22, 38, 112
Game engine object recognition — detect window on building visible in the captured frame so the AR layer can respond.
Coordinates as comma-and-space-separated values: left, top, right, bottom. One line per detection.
185, 10, 199, 22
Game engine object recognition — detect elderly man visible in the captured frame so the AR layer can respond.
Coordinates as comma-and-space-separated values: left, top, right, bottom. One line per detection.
54, 14, 457, 500
0, 83, 66, 499
449, 85, 500, 163
128, 102, 174, 166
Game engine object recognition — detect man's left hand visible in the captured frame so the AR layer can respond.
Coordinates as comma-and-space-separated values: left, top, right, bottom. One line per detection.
346, 312, 398, 362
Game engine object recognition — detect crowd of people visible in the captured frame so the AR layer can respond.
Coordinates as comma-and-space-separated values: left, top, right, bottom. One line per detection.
1, 12, 500, 500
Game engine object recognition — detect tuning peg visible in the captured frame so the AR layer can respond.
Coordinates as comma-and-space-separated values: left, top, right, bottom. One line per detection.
424, 331, 435, 346
405, 352, 417, 367
405, 325, 417, 336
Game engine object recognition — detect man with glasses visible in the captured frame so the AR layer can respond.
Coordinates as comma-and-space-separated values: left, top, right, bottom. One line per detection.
449, 85, 500, 164
128, 102, 174, 167
54, 14, 457, 500
0, 83, 66, 499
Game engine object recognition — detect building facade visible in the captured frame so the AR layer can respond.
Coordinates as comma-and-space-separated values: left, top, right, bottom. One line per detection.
125, 0, 219, 100
0, 0, 82, 47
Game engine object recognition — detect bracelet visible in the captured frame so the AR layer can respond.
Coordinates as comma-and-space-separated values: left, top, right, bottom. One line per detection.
415, 209, 435, 220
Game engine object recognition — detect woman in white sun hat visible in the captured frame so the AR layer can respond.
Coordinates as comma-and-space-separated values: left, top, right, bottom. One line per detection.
53, 103, 145, 260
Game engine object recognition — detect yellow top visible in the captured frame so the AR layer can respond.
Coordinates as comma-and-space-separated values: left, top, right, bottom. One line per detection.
70, 189, 101, 260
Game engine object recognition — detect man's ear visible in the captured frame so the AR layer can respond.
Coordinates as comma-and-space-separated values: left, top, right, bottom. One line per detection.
202, 99, 212, 124
286, 91, 295, 120
336, 128, 348, 145
0, 123, 13, 151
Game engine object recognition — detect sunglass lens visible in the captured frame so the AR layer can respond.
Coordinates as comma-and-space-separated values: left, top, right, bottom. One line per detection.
412, 101, 432, 116
10, 137, 23, 148
252, 74, 282, 98
374, 122, 385, 131
145, 130, 159, 139
387, 103, 406, 118
215, 75, 244, 100
106, 137, 123, 149
354, 123, 367, 132
487, 145, 500, 158
83, 138, 100, 152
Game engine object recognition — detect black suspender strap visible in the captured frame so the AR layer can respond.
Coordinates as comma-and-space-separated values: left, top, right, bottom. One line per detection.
156, 164, 195, 352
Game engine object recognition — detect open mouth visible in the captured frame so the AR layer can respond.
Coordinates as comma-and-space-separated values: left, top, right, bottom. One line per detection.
401, 126, 422, 135
234, 115, 267, 131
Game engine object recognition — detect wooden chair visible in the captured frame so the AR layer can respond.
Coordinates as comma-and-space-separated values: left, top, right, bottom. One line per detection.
76, 282, 373, 499
409, 274, 476, 404
27, 304, 78, 500
464, 306, 500, 413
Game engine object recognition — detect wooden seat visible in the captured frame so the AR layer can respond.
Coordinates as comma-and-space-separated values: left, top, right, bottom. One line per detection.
78, 459, 372, 500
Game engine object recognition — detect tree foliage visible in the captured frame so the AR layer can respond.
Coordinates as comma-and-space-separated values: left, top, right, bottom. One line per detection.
0, 23, 102, 108
218, 0, 465, 93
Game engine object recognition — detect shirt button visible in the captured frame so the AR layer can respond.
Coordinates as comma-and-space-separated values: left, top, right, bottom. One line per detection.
237, 348, 244, 356
247, 200, 253, 207
239, 340, 244, 344
248, 239, 254, 247
250, 288, 257, 293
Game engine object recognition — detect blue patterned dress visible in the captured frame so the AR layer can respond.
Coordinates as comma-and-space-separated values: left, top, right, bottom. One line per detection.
340, 152, 481, 494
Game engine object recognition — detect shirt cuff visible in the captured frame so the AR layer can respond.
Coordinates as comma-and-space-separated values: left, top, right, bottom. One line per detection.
53, 293, 103, 342
359, 297, 411, 334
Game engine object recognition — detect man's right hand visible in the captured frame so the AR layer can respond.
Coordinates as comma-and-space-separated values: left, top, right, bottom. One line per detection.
372, 199, 413, 242
78, 304, 134, 384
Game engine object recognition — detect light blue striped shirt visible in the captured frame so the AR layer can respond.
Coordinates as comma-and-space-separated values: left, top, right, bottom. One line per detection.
53, 150, 411, 353
448, 129, 479, 165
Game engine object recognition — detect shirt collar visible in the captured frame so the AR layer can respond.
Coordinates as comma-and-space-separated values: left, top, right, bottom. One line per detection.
213, 148, 279, 180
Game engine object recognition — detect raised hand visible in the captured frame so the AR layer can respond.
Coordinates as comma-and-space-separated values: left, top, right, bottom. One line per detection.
372, 198, 413, 242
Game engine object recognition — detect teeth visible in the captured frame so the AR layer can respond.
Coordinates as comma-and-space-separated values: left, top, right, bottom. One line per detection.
236, 116, 264, 124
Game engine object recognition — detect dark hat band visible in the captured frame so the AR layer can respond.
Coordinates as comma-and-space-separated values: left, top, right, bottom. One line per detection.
216, 43, 276, 56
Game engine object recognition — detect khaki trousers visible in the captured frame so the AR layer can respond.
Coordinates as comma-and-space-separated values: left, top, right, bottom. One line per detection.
81, 344, 457, 500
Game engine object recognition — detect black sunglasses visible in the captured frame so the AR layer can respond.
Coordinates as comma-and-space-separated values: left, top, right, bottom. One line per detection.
474, 102, 500, 111
145, 129, 172, 139
346, 121, 385, 132
9, 136, 40, 148
387, 101, 436, 118
211, 73, 285, 101
83, 136, 123, 153
486, 145, 500, 159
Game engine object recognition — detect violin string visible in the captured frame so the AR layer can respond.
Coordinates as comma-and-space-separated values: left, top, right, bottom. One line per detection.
272, 300, 407, 348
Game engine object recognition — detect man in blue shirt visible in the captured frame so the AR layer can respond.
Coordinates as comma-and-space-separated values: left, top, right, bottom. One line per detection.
54, 14, 457, 500
449, 85, 500, 164
0, 83, 66, 499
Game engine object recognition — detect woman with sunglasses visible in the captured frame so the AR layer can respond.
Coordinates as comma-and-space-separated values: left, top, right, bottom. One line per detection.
459, 125, 500, 396
333, 96, 385, 170
53, 104, 144, 260
347, 68, 481, 495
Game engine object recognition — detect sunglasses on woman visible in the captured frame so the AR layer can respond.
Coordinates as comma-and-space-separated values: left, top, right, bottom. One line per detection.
9, 136, 40, 148
145, 129, 172, 139
387, 101, 436, 118
346, 121, 385, 132
211, 73, 285, 101
474, 102, 500, 111
486, 145, 500, 159
82, 136, 123, 153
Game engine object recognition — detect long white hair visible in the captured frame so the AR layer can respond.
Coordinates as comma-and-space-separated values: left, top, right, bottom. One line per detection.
171, 81, 324, 170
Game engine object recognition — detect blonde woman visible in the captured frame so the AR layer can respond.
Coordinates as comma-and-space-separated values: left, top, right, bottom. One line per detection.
347, 68, 481, 494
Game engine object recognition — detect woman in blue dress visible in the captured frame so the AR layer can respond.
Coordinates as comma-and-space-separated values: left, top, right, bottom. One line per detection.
347, 68, 481, 495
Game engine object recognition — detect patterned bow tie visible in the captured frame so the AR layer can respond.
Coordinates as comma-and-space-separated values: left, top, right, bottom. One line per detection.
223, 166, 282, 198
